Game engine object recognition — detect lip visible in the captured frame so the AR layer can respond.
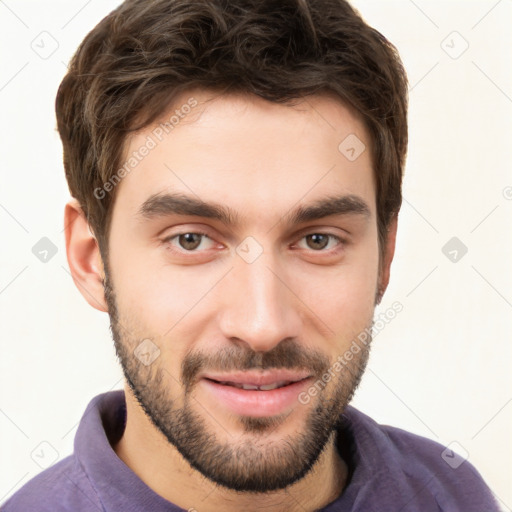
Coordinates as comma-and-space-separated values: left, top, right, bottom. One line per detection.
199, 372, 313, 418
199, 369, 312, 387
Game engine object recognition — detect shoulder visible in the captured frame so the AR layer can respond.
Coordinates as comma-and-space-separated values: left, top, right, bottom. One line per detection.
1, 455, 102, 512
343, 406, 500, 511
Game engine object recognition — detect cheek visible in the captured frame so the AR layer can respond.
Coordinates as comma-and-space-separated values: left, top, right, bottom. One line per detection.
108, 244, 223, 344
299, 269, 376, 335
292, 238, 379, 343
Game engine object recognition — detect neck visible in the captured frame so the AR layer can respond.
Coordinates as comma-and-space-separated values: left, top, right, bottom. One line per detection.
114, 386, 348, 512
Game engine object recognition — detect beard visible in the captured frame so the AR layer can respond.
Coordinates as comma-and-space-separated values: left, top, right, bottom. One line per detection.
103, 266, 371, 493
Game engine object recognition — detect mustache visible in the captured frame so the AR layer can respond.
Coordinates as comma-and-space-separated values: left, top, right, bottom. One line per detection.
181, 338, 330, 392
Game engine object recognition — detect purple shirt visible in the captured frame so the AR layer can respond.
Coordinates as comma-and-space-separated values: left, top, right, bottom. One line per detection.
2, 390, 500, 511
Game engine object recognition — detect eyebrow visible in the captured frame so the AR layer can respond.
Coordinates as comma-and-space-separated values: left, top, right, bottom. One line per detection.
136, 191, 371, 227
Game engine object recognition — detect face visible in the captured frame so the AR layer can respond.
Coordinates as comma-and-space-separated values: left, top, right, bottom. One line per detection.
103, 90, 381, 492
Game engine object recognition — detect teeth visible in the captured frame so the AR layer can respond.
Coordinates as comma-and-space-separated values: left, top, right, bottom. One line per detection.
258, 381, 289, 390
217, 380, 292, 390
241, 384, 260, 390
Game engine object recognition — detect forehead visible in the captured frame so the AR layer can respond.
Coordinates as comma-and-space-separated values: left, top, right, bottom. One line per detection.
111, 89, 375, 230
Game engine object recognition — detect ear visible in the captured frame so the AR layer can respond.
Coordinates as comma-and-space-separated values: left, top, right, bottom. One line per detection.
376, 213, 398, 304
64, 199, 108, 312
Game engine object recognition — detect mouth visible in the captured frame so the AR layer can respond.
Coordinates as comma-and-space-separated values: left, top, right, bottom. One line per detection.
198, 370, 313, 417
203, 378, 299, 391
200, 369, 312, 389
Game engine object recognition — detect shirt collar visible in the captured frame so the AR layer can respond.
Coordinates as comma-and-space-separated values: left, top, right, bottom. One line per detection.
75, 389, 183, 511
75, 390, 410, 512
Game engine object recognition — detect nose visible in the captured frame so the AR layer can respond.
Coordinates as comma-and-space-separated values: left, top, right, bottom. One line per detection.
217, 248, 302, 353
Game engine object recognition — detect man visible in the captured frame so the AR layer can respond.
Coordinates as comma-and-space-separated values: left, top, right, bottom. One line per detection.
3, 0, 500, 510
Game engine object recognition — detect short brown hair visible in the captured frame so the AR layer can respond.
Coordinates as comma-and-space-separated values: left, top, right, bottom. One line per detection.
56, 0, 408, 262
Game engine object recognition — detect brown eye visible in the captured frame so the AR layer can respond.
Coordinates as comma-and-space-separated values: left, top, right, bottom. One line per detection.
303, 233, 343, 252
305, 234, 330, 250
162, 231, 214, 253
178, 233, 203, 250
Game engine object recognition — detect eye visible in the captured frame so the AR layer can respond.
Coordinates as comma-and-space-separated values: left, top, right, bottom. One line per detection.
296, 233, 344, 252
161, 231, 345, 256
162, 231, 215, 252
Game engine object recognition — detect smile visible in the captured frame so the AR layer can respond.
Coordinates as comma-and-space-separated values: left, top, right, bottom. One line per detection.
205, 378, 296, 391
198, 371, 313, 417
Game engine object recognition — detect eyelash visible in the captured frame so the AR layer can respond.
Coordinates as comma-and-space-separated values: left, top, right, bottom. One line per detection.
161, 231, 346, 255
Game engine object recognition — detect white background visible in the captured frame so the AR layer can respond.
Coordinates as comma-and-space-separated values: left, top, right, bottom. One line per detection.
0, 0, 511, 509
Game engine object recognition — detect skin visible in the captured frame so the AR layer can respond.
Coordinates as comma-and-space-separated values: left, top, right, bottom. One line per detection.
64, 89, 397, 512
